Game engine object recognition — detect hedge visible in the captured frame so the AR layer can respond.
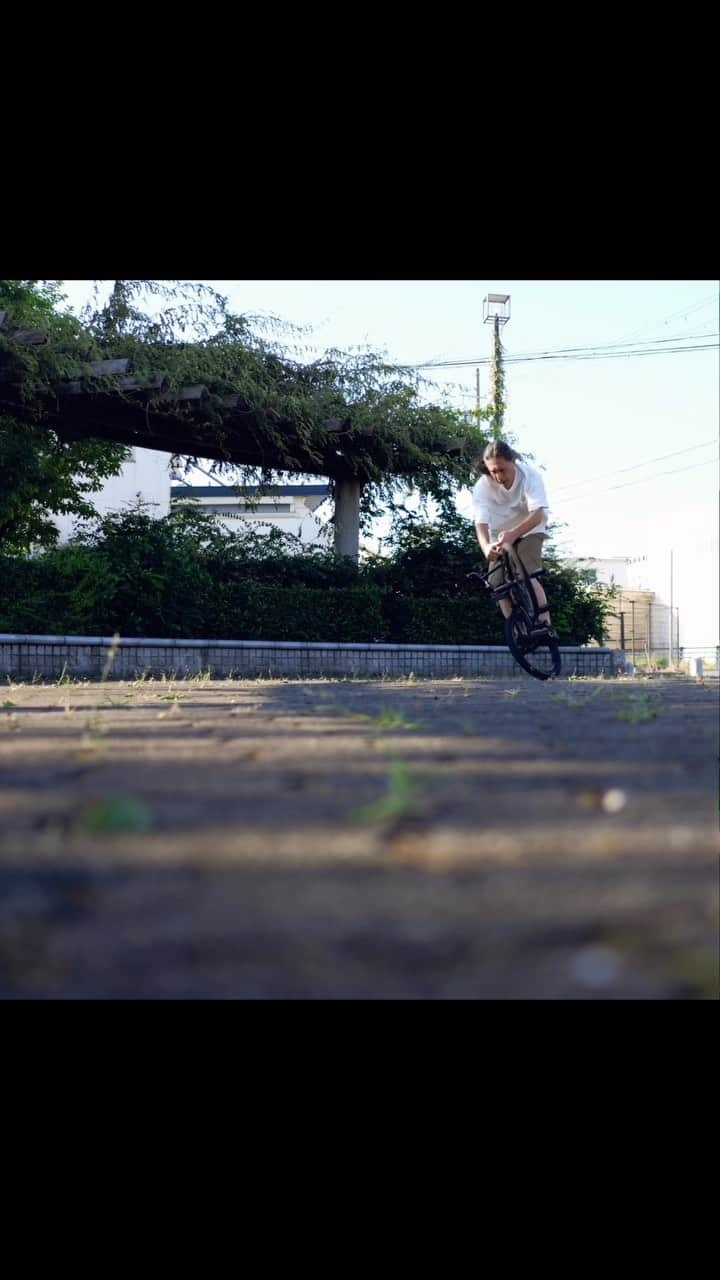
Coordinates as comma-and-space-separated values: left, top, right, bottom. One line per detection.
0, 506, 612, 646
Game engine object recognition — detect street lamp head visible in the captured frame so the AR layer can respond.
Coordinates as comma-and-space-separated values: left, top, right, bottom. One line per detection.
483, 293, 511, 325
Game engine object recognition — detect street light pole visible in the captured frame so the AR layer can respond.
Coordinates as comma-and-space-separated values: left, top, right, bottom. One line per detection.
483, 293, 510, 439
669, 548, 674, 667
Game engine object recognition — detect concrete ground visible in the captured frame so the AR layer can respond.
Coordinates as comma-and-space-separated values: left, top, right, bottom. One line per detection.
0, 672, 717, 999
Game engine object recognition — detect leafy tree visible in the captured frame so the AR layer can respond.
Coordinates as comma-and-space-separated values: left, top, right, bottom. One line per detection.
0, 281, 129, 553
1, 280, 493, 559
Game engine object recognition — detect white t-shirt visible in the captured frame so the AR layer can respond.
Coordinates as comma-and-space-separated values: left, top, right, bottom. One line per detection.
472, 458, 549, 543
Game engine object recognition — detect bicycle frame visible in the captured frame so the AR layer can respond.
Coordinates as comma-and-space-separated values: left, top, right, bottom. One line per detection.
484, 541, 546, 621
468, 542, 561, 679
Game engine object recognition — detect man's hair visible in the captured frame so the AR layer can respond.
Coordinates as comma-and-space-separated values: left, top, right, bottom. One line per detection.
477, 439, 521, 477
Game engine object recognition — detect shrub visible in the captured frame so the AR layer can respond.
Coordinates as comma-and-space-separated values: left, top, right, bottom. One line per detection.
0, 506, 614, 646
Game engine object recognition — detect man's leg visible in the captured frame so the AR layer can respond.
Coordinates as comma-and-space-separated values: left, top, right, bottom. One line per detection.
487, 558, 513, 619
531, 576, 551, 624
513, 537, 553, 628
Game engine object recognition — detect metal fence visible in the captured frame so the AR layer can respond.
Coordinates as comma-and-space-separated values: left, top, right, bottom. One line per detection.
0, 634, 624, 681
680, 646, 719, 670
608, 599, 679, 665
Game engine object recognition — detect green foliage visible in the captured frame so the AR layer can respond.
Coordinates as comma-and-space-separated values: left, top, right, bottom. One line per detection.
0, 415, 129, 554
616, 692, 661, 723
0, 281, 613, 647
350, 759, 418, 824
0, 280, 68, 322
489, 324, 506, 437
0, 279, 109, 396
368, 506, 613, 646
0, 281, 130, 553
0, 505, 613, 647
77, 796, 151, 834
0, 280, 494, 546
384, 594, 504, 645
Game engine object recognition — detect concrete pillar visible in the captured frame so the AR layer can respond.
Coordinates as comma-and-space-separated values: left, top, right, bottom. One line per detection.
334, 479, 362, 560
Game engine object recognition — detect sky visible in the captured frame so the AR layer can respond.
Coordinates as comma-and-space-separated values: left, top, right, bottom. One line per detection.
57, 279, 719, 647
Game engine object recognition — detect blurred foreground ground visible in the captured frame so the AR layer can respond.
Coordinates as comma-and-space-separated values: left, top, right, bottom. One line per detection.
0, 673, 717, 999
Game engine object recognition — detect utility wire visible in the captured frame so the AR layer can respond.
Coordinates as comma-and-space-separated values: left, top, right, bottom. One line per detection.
505, 331, 714, 357
609, 293, 718, 346
410, 338, 718, 371
553, 457, 717, 503
553, 438, 719, 494
411, 331, 718, 368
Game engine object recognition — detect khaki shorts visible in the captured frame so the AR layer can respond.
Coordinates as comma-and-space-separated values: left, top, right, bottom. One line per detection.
486, 533, 545, 588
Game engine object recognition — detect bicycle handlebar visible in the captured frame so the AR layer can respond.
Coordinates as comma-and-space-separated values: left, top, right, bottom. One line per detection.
466, 567, 513, 599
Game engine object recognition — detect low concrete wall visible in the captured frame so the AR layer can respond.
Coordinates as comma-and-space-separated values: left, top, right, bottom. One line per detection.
0, 634, 623, 680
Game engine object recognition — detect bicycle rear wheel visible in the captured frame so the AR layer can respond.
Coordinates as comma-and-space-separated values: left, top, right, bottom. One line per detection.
505, 610, 562, 680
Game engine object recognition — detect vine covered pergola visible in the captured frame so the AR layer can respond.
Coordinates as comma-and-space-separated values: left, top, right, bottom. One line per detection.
0, 281, 491, 558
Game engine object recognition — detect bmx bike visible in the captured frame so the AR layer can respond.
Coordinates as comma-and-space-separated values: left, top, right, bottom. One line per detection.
468, 543, 562, 681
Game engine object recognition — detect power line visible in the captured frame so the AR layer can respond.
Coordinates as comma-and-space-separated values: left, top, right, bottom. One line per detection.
553, 457, 717, 504
610, 292, 719, 346
510, 331, 714, 357
412, 331, 718, 368
221, 318, 720, 372
410, 337, 719, 371
412, 346, 717, 370
168, 312, 720, 376
524, 342, 717, 363
414, 331, 718, 364
553, 438, 719, 494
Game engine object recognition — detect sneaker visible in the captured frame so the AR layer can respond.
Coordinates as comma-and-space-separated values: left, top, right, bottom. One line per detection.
530, 624, 559, 642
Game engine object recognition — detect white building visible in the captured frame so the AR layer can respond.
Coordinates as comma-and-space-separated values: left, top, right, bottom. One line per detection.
53, 447, 172, 542
171, 483, 331, 546
53, 447, 331, 548
573, 553, 717, 665
571, 554, 669, 593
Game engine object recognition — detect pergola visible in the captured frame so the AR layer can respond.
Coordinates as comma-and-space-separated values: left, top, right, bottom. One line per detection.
0, 319, 468, 559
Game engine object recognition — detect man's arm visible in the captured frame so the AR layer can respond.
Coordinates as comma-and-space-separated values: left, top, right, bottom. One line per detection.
475, 522, 497, 559
494, 507, 545, 548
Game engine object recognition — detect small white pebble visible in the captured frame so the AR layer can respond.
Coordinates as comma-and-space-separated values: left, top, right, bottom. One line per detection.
601, 788, 627, 814
571, 946, 623, 988
669, 826, 693, 850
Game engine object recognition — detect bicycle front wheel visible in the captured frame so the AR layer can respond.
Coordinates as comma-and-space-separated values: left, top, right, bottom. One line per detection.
505, 610, 562, 680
